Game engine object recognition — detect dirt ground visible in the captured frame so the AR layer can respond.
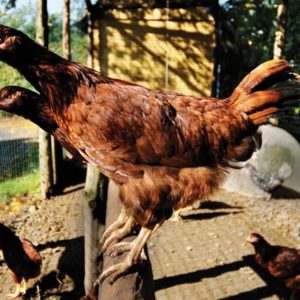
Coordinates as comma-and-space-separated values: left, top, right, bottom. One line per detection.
0, 186, 299, 299
0, 186, 85, 300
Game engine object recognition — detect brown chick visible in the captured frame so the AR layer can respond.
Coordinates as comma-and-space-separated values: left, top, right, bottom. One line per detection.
246, 232, 300, 298
0, 223, 42, 298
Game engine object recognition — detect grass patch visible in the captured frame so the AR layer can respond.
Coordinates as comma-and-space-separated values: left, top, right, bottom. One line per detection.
0, 171, 40, 203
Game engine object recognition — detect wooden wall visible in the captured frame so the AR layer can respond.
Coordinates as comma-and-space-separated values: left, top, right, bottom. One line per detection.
94, 7, 215, 96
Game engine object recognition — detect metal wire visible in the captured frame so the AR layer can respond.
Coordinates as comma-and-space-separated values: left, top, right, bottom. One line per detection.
165, 0, 170, 90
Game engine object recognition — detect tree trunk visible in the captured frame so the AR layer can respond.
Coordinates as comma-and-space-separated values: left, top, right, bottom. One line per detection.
51, 0, 72, 193
273, 0, 288, 59
63, 0, 71, 60
36, 0, 53, 199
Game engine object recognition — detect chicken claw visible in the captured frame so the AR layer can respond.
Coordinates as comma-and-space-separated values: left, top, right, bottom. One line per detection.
96, 226, 152, 284
106, 241, 132, 257
101, 216, 135, 254
99, 207, 129, 249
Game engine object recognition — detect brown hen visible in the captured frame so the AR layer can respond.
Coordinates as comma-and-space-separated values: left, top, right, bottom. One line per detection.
247, 233, 300, 298
0, 223, 42, 297
0, 24, 299, 283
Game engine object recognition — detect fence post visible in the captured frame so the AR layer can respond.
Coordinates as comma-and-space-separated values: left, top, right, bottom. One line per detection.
99, 181, 155, 300
84, 165, 105, 294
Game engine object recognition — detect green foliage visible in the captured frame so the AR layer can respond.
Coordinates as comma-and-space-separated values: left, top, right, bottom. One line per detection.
285, 1, 300, 71
218, 0, 277, 97
0, 62, 35, 90
0, 170, 40, 202
0, 2, 35, 37
0, 0, 17, 11
48, 13, 88, 63
0, 3, 36, 90
0, 1, 88, 90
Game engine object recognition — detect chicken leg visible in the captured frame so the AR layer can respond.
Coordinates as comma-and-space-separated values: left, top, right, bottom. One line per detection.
96, 226, 153, 284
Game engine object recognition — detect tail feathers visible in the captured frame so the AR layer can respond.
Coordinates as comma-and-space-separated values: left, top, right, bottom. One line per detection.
229, 59, 291, 101
235, 85, 300, 111
249, 107, 280, 125
231, 61, 300, 126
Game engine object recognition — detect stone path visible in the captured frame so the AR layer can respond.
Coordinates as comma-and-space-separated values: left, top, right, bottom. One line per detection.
149, 189, 300, 300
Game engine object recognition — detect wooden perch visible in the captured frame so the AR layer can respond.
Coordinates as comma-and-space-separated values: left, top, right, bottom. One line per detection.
99, 181, 155, 300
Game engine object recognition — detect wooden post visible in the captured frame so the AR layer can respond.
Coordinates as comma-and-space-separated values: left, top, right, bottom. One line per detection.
36, 0, 53, 199
83, 0, 106, 294
63, 0, 71, 60
84, 165, 104, 294
99, 181, 155, 300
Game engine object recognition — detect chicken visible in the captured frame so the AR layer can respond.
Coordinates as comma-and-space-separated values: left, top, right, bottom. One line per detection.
0, 223, 42, 298
246, 232, 300, 298
0, 86, 81, 159
248, 162, 292, 192
0, 24, 300, 284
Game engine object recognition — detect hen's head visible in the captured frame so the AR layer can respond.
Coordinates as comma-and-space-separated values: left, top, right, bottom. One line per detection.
0, 24, 38, 64
246, 232, 264, 244
0, 86, 29, 113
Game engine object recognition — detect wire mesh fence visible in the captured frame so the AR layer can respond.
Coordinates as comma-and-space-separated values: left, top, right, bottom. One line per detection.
0, 115, 40, 200
0, 138, 39, 181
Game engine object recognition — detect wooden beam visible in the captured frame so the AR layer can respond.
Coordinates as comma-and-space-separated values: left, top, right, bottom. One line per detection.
93, 0, 218, 12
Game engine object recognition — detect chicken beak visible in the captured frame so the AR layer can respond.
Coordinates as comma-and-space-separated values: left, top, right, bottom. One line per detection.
245, 234, 253, 245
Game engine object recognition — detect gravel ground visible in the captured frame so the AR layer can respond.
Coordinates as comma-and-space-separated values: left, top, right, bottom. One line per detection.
0, 187, 299, 299
0, 187, 85, 300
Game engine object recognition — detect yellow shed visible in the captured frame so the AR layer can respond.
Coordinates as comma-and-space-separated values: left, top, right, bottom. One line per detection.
89, 1, 216, 97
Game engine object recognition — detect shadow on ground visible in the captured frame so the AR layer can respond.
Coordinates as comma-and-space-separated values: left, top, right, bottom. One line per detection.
154, 254, 293, 300
26, 237, 85, 299
180, 199, 244, 221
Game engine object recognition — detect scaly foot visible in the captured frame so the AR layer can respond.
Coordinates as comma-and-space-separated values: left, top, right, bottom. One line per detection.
96, 227, 153, 284
99, 207, 129, 249
101, 216, 135, 254
106, 241, 132, 257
